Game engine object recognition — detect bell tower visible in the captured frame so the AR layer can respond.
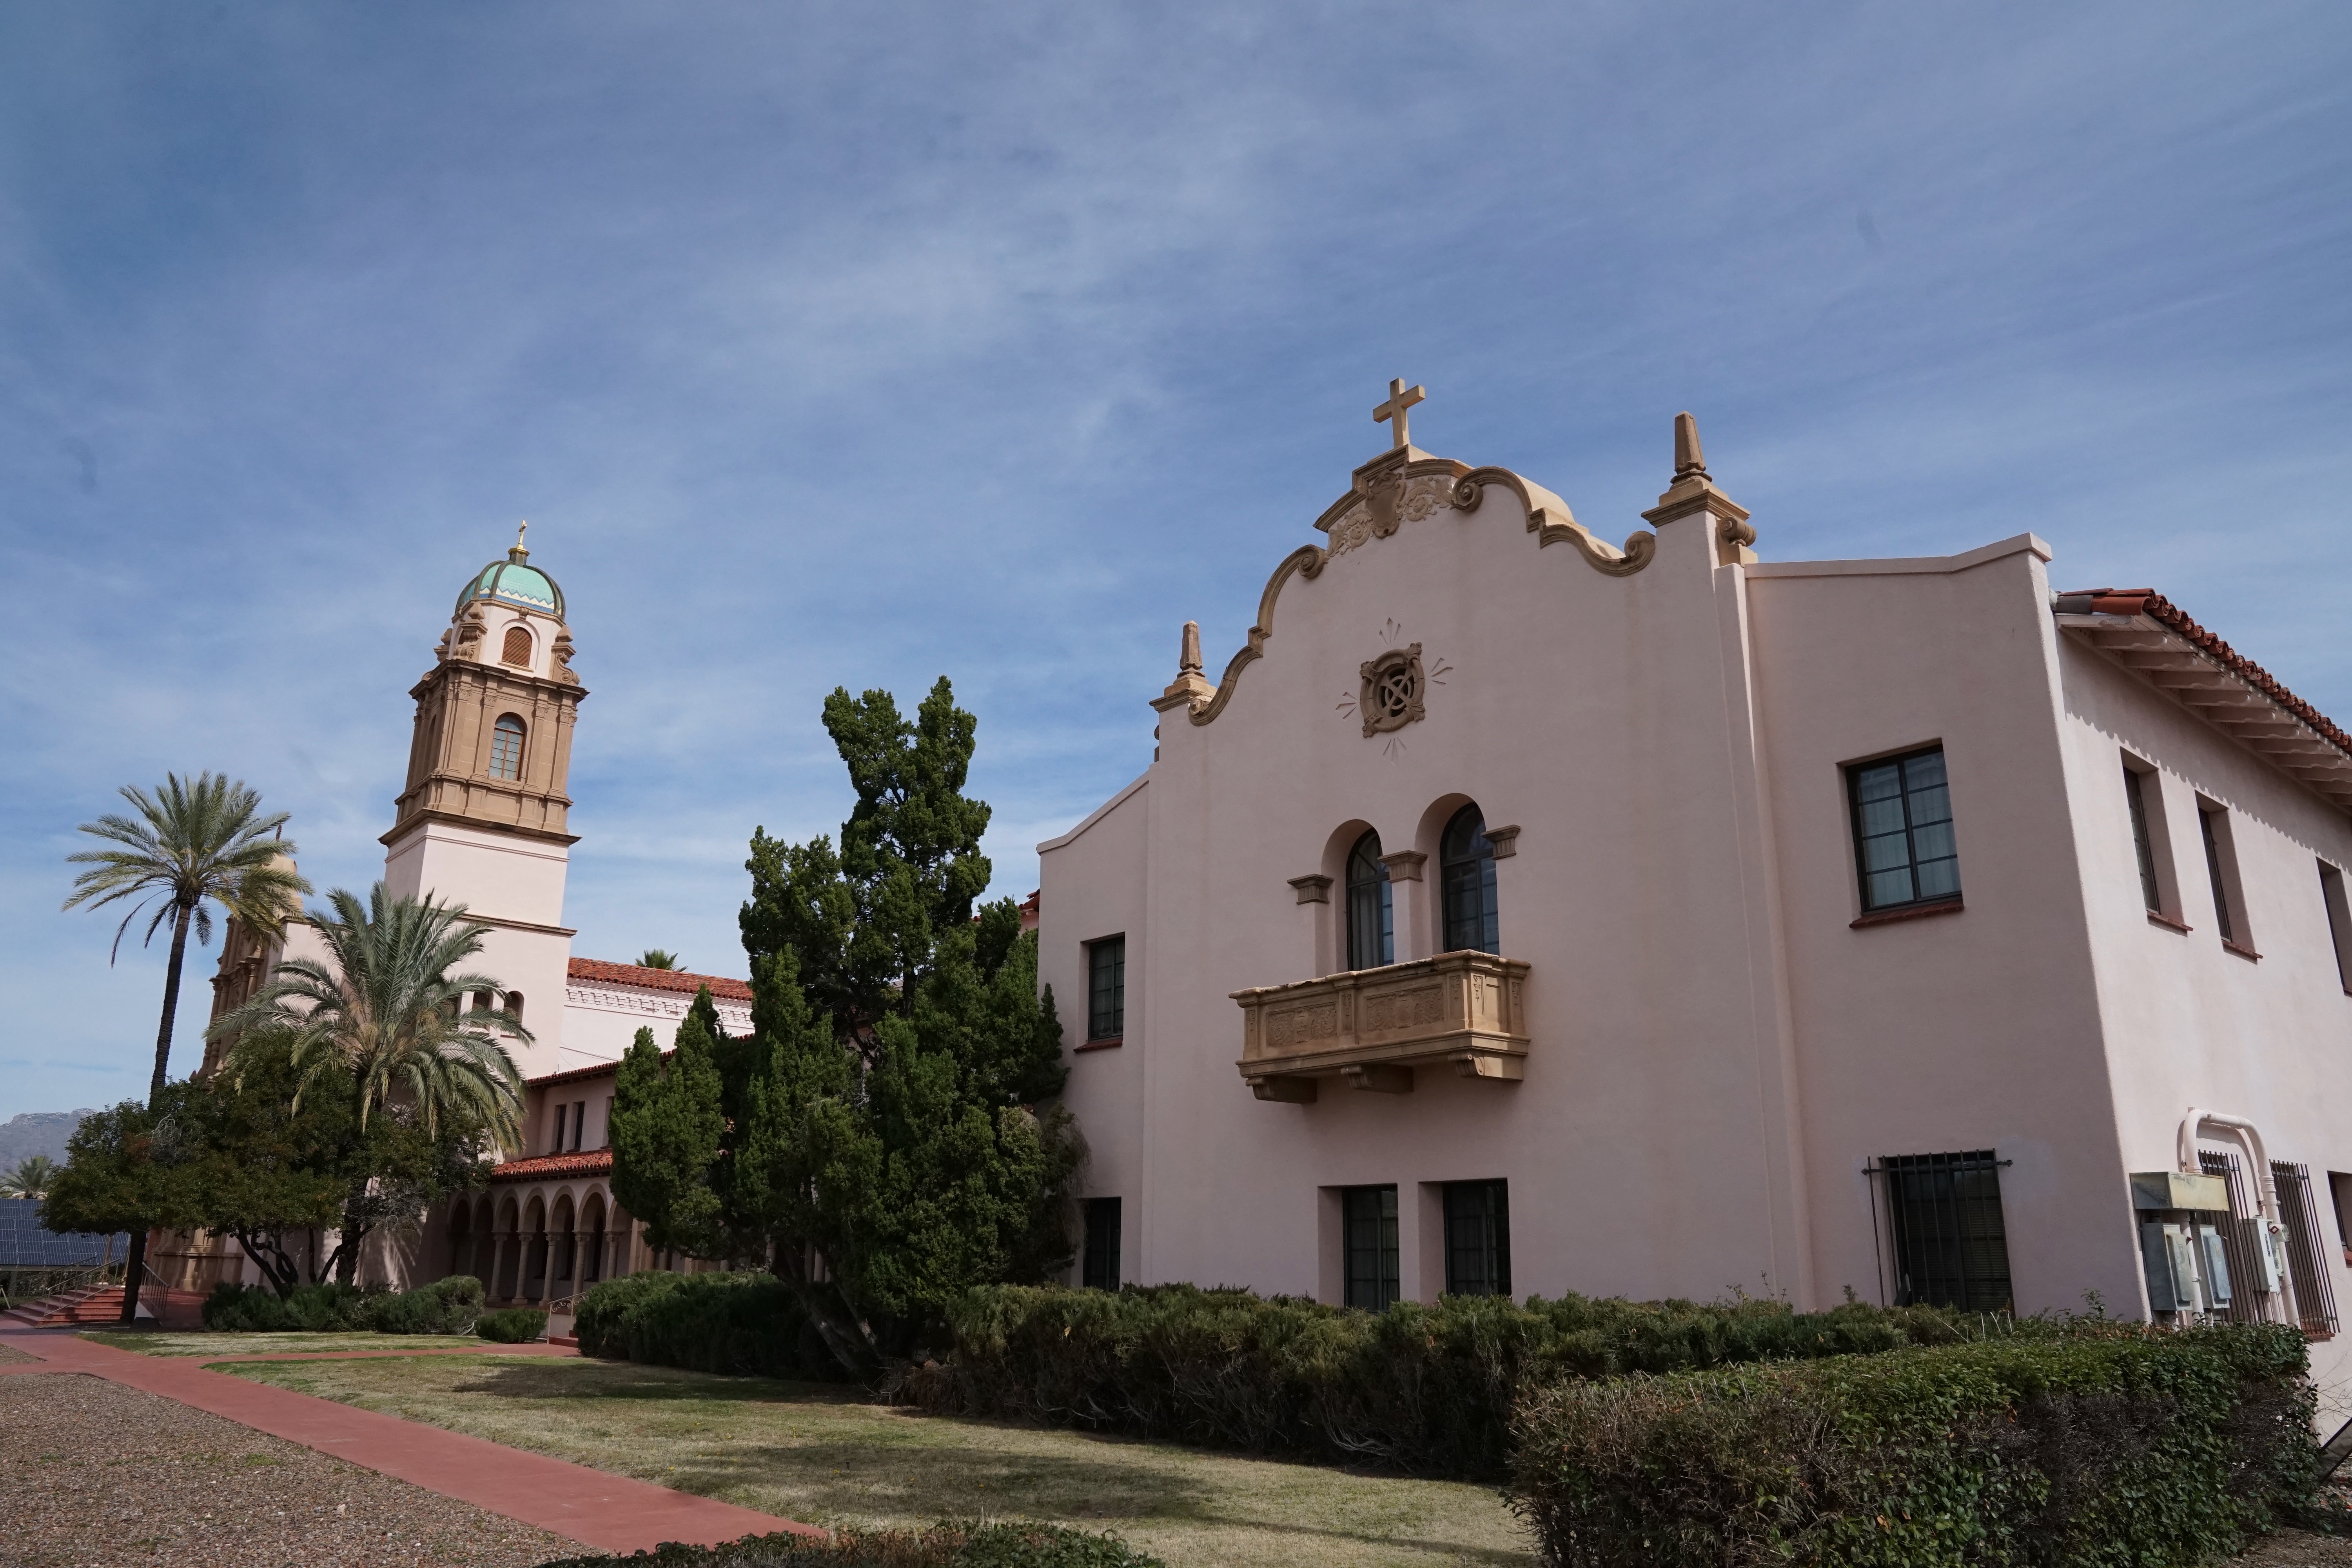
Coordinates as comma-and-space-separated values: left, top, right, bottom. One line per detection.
380, 525, 587, 1076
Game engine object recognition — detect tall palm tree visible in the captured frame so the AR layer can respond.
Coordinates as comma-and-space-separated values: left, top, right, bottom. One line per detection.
64, 771, 310, 1320
637, 949, 681, 970
209, 883, 529, 1281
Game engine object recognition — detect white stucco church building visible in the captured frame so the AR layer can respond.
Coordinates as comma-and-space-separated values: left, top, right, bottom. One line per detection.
1040, 387, 2352, 1421
183, 389, 2352, 1419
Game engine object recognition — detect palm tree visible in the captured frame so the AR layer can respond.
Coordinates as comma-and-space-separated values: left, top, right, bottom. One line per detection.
64, 771, 310, 1319
0, 1154, 58, 1200
637, 949, 681, 970
209, 883, 529, 1283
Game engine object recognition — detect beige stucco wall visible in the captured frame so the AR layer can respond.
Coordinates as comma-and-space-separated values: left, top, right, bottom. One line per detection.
1043, 438, 2352, 1406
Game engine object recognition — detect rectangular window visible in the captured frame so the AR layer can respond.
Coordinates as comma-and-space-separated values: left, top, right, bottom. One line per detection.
2321, 864, 2352, 993
1871, 1150, 2012, 1312
1087, 936, 1125, 1041
1342, 1185, 1399, 1310
1848, 747, 1961, 912
1442, 1180, 1511, 1298
2124, 766, 2161, 912
1081, 1197, 1121, 1290
2198, 799, 2252, 951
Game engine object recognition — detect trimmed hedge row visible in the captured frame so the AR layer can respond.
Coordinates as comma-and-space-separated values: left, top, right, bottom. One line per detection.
1507, 1321, 2319, 1568
532, 1522, 1160, 1568
901, 1284, 1980, 1479
203, 1275, 485, 1334
575, 1270, 826, 1379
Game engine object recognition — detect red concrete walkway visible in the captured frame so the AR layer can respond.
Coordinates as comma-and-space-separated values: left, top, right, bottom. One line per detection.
0, 1328, 822, 1553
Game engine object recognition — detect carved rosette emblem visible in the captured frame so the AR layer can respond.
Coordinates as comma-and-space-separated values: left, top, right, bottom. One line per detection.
1358, 644, 1426, 737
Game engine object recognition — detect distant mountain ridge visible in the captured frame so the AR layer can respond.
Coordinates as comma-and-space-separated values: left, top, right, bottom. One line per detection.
0, 1111, 97, 1167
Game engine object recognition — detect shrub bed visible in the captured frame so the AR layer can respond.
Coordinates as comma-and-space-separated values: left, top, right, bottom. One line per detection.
1507, 1321, 2318, 1568
903, 1284, 1977, 1479
202, 1276, 484, 1334
478, 1306, 548, 1343
574, 1270, 825, 1379
532, 1522, 1160, 1567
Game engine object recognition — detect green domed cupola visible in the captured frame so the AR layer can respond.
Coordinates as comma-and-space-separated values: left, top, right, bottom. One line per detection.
458, 523, 565, 619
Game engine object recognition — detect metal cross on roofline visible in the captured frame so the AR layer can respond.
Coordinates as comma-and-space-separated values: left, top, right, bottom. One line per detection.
1373, 377, 1425, 450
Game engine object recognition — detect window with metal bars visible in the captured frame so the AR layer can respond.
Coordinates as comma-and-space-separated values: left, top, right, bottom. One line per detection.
1081, 1197, 1121, 1291
2274, 1160, 2339, 1336
1442, 1180, 1511, 1298
1086, 936, 1124, 1042
1342, 1185, 1399, 1310
1867, 1150, 2013, 1312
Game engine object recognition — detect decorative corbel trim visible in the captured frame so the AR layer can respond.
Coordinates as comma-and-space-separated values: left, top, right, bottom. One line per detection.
1454, 468, 1655, 577
1485, 824, 1521, 858
1378, 850, 1428, 882
1187, 544, 1328, 727
1289, 874, 1334, 904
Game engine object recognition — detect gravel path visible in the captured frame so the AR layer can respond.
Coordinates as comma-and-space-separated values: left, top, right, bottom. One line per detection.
1, 1372, 577, 1568
0, 1340, 37, 1363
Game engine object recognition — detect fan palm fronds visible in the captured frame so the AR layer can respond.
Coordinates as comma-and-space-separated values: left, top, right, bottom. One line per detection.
209, 883, 527, 1149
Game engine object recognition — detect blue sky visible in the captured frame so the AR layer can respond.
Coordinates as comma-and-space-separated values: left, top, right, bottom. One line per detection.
4, 4, 2348, 1118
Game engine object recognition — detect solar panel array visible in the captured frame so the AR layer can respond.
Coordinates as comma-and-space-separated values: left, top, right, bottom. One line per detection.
0, 1198, 125, 1266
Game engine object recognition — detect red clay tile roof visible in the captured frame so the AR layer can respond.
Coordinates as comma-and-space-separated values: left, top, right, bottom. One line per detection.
488, 1148, 614, 1183
527, 1057, 632, 1089
2057, 589, 2352, 760
568, 956, 753, 1001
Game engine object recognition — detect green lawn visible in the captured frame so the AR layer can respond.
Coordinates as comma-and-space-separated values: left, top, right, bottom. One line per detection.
81, 1329, 489, 1357
225, 1354, 1534, 1568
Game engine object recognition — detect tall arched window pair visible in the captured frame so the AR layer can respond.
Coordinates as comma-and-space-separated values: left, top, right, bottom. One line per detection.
1344, 805, 1499, 970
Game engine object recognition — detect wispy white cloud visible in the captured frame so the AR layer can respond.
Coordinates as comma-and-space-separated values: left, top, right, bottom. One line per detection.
4, 1, 2349, 1112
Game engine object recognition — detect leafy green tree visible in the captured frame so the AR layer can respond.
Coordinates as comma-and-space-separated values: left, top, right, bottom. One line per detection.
0, 1154, 58, 1200
616, 678, 1079, 1375
209, 882, 525, 1282
62, 771, 311, 1319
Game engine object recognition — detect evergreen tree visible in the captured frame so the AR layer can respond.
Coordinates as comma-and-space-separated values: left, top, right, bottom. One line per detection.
615, 677, 1080, 1374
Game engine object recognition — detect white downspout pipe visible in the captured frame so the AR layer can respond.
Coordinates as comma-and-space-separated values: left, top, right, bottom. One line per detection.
2180, 1107, 2297, 1326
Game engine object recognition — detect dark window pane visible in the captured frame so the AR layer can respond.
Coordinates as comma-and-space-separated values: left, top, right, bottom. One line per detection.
2125, 769, 2161, 911
1087, 937, 1125, 1040
1849, 747, 1962, 912
1343, 1185, 1399, 1310
1440, 805, 1499, 954
1346, 831, 1393, 970
2201, 810, 2235, 944
1443, 1180, 1511, 1298
1082, 1197, 1122, 1290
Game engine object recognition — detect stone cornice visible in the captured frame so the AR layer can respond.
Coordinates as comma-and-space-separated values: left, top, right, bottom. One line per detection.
380, 807, 581, 849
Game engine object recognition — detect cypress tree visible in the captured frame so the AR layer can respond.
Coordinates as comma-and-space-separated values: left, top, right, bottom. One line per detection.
617, 675, 1080, 1374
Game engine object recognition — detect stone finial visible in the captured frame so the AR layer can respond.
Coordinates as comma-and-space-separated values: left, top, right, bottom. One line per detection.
1154, 618, 1216, 713
1673, 412, 1706, 479
1641, 409, 1755, 565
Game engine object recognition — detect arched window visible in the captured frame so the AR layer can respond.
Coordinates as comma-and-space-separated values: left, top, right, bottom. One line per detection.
501, 625, 533, 665
1346, 829, 1394, 970
1441, 804, 1500, 955
489, 714, 525, 779
505, 991, 525, 1026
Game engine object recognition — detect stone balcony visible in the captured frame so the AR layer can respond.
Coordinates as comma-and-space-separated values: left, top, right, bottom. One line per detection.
1231, 951, 1531, 1102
